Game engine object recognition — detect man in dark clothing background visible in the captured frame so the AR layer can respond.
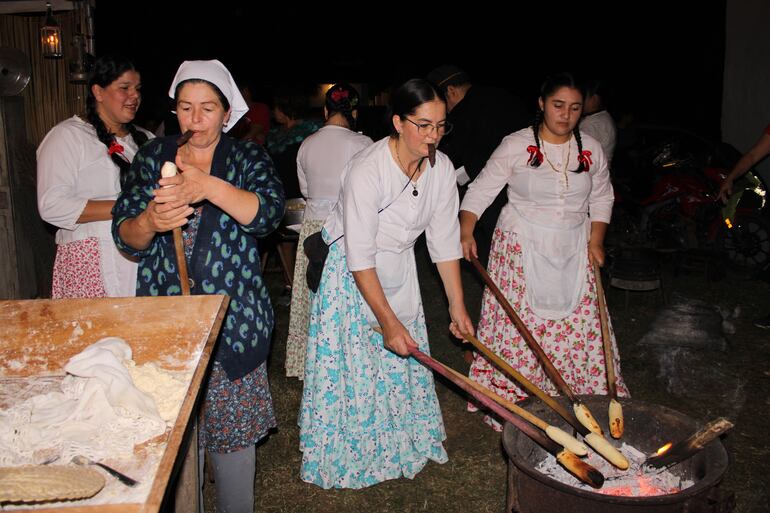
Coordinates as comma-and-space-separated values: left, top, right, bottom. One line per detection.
427, 65, 529, 265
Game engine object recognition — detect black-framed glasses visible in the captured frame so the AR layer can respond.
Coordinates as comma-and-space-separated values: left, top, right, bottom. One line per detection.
404, 117, 453, 136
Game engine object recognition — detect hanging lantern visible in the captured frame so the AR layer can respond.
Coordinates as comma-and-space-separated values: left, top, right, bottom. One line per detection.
41, 2, 62, 59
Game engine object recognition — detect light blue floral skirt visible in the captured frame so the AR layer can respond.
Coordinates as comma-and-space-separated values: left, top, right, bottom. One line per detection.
298, 238, 448, 489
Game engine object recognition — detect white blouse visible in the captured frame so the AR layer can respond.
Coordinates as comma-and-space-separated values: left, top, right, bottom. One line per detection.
460, 127, 613, 233
296, 125, 373, 220
324, 137, 462, 272
37, 115, 152, 297
580, 110, 616, 168
37, 115, 151, 244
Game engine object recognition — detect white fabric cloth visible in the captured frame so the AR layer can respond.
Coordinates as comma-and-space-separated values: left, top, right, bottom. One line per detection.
0, 338, 166, 466
37, 115, 152, 297
296, 125, 373, 220
461, 127, 613, 319
580, 110, 616, 168
168, 59, 248, 132
324, 137, 462, 325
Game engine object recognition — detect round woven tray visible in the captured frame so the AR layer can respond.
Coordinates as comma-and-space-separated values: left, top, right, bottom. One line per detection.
0, 465, 105, 503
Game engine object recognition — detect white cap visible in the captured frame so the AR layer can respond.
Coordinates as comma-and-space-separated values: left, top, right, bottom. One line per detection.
168, 59, 248, 133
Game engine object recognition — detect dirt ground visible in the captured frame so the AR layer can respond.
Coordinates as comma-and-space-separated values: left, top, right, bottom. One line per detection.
204, 243, 770, 513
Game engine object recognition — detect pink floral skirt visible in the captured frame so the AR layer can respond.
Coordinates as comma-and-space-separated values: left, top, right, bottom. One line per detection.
469, 228, 629, 428
51, 238, 106, 299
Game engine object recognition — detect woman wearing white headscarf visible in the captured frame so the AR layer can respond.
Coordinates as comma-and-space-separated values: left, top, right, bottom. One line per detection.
112, 60, 285, 513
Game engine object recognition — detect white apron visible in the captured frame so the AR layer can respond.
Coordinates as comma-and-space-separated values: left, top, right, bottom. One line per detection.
515, 212, 588, 320
363, 248, 421, 327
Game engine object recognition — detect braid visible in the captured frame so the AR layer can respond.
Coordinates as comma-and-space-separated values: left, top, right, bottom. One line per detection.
571, 127, 584, 173
85, 96, 134, 186
338, 104, 356, 130
529, 110, 543, 167
127, 124, 149, 150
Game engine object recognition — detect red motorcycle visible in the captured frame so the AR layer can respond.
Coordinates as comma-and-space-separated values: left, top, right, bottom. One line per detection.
608, 125, 769, 269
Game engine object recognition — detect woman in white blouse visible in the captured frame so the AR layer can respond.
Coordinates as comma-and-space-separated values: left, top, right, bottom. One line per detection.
299, 79, 474, 489
37, 55, 152, 298
460, 73, 628, 429
285, 83, 373, 379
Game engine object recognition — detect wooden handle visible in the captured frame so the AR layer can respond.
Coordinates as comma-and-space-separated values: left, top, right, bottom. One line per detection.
462, 332, 585, 435
408, 348, 559, 453
439, 361, 548, 431
593, 264, 617, 398
440, 362, 589, 456
173, 227, 191, 296
470, 256, 577, 403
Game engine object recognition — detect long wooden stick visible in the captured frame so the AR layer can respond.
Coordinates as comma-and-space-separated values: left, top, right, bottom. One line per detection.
438, 360, 589, 456
173, 228, 191, 296
470, 256, 605, 435
593, 264, 617, 398
644, 418, 734, 468
593, 264, 624, 439
409, 348, 604, 488
170, 130, 194, 297
462, 332, 582, 434
441, 360, 548, 431
470, 256, 576, 402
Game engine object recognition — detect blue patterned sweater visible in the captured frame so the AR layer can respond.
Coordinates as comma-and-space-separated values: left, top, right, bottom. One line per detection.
112, 135, 285, 381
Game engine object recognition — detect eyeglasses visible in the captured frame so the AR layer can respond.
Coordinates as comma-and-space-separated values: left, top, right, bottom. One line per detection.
404, 117, 453, 136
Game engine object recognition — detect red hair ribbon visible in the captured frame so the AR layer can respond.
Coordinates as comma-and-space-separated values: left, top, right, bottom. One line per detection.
526, 145, 543, 166
578, 150, 593, 172
330, 89, 349, 103
108, 140, 125, 156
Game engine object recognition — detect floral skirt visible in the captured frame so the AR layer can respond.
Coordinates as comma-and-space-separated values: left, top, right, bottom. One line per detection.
469, 228, 629, 429
200, 361, 276, 453
298, 238, 447, 489
51, 238, 107, 299
285, 218, 325, 379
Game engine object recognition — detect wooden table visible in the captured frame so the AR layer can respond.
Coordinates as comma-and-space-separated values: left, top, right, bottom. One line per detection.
0, 295, 228, 512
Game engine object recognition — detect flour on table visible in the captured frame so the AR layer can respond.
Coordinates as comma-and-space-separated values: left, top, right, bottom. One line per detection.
0, 337, 190, 468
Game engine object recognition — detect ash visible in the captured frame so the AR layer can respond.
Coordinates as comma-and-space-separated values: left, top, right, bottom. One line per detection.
536, 443, 695, 496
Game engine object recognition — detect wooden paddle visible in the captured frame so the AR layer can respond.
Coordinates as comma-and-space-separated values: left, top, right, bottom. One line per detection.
470, 256, 604, 436
593, 263, 624, 439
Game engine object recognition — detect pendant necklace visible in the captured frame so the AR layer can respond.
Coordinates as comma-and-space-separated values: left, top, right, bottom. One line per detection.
541, 136, 572, 188
396, 138, 420, 196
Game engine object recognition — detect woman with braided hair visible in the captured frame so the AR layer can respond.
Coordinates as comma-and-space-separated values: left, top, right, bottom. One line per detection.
285, 83, 373, 379
37, 55, 152, 298
459, 72, 629, 429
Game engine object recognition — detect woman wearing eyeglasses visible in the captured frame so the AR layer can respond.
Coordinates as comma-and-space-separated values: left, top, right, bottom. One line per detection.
460, 72, 628, 429
298, 78, 475, 488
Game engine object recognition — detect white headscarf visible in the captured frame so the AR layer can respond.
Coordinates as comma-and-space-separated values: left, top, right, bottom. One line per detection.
168, 59, 248, 133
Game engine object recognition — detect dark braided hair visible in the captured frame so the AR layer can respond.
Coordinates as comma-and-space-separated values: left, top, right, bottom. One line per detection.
325, 83, 360, 129
529, 72, 587, 173
86, 55, 148, 186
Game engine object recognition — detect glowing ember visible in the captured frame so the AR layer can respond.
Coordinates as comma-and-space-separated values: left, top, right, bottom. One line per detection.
656, 442, 673, 456
536, 442, 694, 497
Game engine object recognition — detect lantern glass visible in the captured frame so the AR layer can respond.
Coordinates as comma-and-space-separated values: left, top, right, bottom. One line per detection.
41, 6, 62, 58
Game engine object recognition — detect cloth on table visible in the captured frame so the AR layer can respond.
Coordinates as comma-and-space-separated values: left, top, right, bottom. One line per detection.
0, 337, 166, 466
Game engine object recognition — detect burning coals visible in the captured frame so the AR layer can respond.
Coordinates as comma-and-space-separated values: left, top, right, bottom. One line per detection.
535, 442, 694, 497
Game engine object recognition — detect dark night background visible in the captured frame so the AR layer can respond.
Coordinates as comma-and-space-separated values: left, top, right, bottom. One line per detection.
95, 2, 727, 140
